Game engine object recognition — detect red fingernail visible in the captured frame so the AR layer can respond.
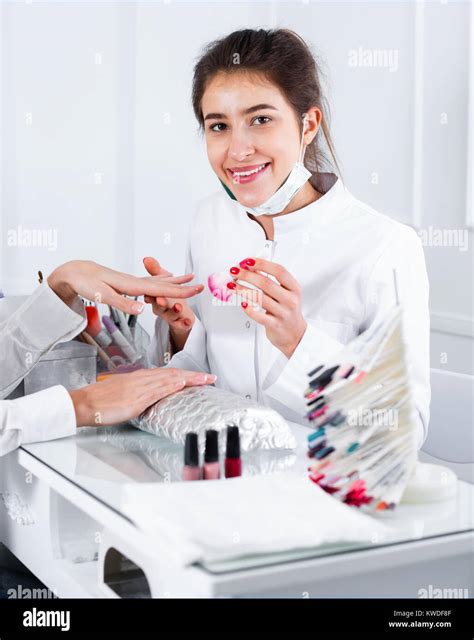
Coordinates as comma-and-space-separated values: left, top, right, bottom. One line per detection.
241, 301, 248, 309
227, 282, 236, 290
230, 267, 240, 275
244, 258, 255, 266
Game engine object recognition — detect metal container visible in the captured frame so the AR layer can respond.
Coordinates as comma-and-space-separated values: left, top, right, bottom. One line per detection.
10, 340, 98, 398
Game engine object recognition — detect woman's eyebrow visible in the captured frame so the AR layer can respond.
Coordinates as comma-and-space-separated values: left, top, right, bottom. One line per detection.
204, 104, 278, 121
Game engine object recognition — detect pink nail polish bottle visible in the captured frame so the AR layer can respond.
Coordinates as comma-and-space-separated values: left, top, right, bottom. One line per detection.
182, 433, 200, 481
203, 430, 220, 480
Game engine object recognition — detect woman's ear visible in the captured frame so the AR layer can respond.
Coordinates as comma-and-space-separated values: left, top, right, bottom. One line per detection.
304, 107, 322, 145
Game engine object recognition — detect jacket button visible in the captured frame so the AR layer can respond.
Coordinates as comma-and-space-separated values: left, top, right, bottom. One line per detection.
245, 394, 251, 399
245, 321, 251, 329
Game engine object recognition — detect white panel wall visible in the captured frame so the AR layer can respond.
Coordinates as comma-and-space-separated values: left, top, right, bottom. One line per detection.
0, 2, 133, 291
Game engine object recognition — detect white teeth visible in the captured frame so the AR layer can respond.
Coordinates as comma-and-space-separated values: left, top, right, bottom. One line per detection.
232, 163, 267, 177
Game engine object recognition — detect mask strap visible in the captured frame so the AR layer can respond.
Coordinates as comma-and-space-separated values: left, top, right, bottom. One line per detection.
298, 113, 309, 164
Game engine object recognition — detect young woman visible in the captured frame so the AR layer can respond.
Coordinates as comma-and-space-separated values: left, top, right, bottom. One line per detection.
146, 28, 430, 448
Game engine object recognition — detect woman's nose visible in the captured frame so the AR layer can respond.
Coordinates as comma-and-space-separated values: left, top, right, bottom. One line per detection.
228, 129, 255, 161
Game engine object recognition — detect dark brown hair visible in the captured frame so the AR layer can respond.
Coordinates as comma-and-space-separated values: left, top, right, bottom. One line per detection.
192, 28, 340, 176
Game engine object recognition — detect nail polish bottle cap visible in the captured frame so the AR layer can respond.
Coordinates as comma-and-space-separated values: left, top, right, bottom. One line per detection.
225, 425, 240, 459
184, 432, 199, 467
204, 429, 219, 463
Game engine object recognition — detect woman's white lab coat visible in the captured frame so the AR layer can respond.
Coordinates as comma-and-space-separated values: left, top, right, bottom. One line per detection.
150, 173, 431, 448
0, 286, 85, 456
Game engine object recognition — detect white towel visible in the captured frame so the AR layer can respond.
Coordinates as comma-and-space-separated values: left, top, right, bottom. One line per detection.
121, 471, 392, 566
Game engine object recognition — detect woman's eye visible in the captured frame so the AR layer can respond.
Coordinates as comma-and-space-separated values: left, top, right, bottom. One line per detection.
253, 116, 271, 126
209, 122, 227, 132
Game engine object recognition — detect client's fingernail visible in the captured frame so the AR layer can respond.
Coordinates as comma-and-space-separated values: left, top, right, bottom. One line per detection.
132, 303, 144, 314
227, 282, 236, 290
241, 301, 248, 309
209, 374, 217, 382
238, 260, 249, 270
230, 267, 240, 275
244, 258, 255, 266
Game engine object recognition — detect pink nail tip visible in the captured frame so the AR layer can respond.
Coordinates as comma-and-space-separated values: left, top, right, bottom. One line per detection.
208, 272, 234, 302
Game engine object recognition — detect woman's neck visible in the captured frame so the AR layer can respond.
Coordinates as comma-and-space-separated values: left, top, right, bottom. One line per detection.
247, 181, 322, 241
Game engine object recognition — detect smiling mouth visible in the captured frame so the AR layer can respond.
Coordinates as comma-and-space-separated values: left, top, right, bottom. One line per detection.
226, 162, 271, 184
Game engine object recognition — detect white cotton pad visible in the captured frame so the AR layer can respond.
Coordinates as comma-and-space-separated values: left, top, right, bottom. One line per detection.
400, 461, 457, 504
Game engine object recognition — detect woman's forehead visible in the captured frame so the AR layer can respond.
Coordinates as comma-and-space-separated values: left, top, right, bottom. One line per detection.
201, 71, 288, 117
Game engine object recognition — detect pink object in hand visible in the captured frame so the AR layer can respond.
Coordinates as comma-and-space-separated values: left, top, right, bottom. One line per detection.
208, 272, 234, 302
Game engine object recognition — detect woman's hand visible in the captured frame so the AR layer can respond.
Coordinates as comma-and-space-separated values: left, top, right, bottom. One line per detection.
143, 257, 197, 352
69, 367, 216, 427
47, 260, 204, 315
227, 257, 307, 359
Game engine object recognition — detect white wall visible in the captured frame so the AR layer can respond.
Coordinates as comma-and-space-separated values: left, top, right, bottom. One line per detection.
1, 1, 128, 287
1, 0, 472, 372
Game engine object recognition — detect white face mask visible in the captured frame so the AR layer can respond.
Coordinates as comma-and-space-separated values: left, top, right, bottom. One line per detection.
220, 113, 312, 216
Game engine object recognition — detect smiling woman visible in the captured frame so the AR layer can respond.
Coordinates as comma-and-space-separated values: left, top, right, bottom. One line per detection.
147, 28, 431, 450
199, 75, 322, 215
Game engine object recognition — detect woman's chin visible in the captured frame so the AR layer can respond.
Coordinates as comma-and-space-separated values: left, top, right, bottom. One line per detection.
234, 189, 273, 208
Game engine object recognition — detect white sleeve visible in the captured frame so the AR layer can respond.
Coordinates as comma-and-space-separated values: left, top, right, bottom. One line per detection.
148, 230, 210, 374
262, 322, 345, 418
0, 285, 87, 399
361, 226, 431, 449
0, 385, 77, 457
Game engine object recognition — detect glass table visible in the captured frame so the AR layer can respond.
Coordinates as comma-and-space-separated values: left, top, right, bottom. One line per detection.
20, 421, 474, 584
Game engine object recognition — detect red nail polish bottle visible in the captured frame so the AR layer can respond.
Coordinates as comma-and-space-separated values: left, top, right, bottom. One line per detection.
225, 425, 241, 478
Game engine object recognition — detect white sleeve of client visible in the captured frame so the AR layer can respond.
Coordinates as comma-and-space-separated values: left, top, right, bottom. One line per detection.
0, 286, 86, 456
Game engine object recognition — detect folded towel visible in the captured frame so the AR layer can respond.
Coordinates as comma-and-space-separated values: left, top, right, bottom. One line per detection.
121, 471, 392, 566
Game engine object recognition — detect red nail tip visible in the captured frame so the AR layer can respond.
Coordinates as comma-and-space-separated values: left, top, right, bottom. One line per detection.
230, 267, 240, 275
226, 282, 236, 290
244, 258, 255, 266
238, 260, 249, 269
241, 301, 248, 309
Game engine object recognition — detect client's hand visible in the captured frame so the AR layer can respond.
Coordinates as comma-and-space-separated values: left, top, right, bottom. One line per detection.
142, 257, 197, 352
69, 367, 216, 427
47, 260, 204, 315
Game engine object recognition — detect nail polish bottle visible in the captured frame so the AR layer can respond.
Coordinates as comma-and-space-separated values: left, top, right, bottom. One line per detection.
203, 430, 220, 480
224, 425, 242, 478
182, 432, 200, 481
